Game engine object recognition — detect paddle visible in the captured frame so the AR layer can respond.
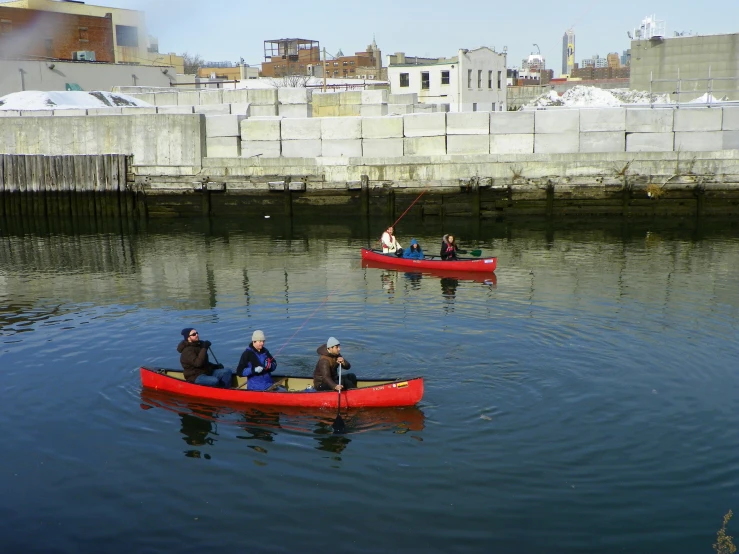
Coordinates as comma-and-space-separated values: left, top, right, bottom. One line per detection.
332, 363, 346, 434
470, 249, 482, 257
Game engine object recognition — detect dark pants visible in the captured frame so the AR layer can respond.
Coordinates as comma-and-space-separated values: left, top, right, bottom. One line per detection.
195, 367, 233, 388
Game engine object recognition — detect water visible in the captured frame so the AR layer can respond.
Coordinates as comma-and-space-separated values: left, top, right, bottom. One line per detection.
1, 216, 738, 553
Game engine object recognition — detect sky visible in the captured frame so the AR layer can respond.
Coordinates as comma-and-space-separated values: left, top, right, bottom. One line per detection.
98, 0, 738, 73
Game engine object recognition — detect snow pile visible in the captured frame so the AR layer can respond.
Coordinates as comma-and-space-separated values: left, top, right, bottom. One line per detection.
0, 90, 152, 110
527, 85, 671, 108
688, 93, 728, 103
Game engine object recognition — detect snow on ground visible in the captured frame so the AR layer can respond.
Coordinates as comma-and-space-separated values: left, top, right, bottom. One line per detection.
0, 90, 152, 110
526, 85, 673, 108
223, 76, 388, 90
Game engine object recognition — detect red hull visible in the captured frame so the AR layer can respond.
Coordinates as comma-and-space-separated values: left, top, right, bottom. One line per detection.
361, 248, 496, 273
362, 258, 497, 285
139, 367, 424, 409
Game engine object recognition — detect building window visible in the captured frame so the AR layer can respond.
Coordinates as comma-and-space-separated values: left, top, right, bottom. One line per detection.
79, 26, 88, 42
350, 61, 355, 65
473, 103, 477, 112
400, 72, 409, 87
488, 70, 492, 88
467, 69, 472, 88
477, 70, 482, 88
497, 71, 502, 89
343, 61, 348, 66
441, 70, 450, 85
115, 25, 138, 47
421, 71, 430, 90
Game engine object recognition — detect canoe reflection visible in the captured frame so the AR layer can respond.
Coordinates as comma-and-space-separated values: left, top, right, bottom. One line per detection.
139, 388, 425, 457
363, 259, 497, 286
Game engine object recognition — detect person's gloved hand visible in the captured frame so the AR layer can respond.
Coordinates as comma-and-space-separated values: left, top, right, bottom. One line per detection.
265, 358, 272, 370
201, 340, 212, 349
254, 366, 264, 374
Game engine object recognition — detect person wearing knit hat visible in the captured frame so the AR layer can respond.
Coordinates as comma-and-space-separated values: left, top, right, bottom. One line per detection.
177, 327, 233, 388
313, 337, 357, 391
235, 330, 278, 391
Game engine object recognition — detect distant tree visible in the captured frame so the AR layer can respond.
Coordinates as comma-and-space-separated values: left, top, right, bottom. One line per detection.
270, 74, 310, 88
182, 52, 204, 75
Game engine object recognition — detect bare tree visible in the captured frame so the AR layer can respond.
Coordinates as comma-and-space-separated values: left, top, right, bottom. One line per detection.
269, 74, 311, 88
182, 52, 204, 75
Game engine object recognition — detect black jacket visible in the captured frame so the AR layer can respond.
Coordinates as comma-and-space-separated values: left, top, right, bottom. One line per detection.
177, 340, 217, 383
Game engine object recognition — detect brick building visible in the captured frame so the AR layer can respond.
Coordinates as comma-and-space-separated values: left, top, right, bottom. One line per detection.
261, 38, 320, 78
0, 6, 114, 63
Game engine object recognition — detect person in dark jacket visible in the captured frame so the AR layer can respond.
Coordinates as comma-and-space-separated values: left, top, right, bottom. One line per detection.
235, 330, 278, 391
402, 238, 424, 259
440, 234, 466, 260
177, 327, 233, 388
313, 337, 357, 391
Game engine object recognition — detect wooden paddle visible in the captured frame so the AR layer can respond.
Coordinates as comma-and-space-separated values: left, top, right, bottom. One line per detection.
332, 363, 346, 434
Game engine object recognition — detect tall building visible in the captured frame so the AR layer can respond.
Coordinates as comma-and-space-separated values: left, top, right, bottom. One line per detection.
562, 30, 575, 76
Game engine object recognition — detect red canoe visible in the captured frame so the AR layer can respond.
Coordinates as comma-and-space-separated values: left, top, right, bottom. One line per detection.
139, 367, 424, 409
361, 248, 497, 273
362, 258, 498, 285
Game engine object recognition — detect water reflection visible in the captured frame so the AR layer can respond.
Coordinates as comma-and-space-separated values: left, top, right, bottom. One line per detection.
180, 410, 216, 459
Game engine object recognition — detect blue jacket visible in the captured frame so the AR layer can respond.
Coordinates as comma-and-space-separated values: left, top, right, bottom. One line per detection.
236, 344, 277, 391
402, 238, 424, 259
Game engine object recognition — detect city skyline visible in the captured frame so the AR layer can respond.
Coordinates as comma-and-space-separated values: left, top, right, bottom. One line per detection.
97, 0, 737, 72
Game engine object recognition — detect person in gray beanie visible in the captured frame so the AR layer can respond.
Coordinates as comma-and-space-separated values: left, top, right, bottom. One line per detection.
313, 337, 357, 391
235, 329, 278, 391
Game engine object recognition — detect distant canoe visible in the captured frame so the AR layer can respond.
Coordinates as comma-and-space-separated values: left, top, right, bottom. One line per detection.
139, 366, 424, 409
361, 248, 497, 273
362, 258, 497, 285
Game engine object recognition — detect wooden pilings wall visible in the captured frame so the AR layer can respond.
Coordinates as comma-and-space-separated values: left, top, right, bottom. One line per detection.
0, 154, 132, 220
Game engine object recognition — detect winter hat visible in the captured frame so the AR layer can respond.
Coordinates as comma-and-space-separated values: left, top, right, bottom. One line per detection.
181, 327, 195, 339
326, 337, 340, 348
252, 330, 266, 342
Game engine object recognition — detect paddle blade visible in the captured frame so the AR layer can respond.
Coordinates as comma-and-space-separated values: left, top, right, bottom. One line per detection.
332, 414, 346, 434
470, 249, 482, 257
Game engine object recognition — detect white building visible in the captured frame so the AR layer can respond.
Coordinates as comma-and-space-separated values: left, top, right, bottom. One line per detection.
387, 47, 507, 112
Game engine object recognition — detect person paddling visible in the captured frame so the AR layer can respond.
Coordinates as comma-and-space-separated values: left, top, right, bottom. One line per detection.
314, 337, 357, 391
177, 327, 232, 388
381, 226, 403, 256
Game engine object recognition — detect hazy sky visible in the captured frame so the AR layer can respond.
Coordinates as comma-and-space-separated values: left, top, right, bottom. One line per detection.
101, 0, 737, 72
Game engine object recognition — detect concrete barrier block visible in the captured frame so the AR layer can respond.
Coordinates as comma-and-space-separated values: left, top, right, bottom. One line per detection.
579, 132, 626, 153
403, 113, 446, 137
177, 90, 200, 106
121, 107, 158, 114
674, 131, 723, 151
321, 117, 361, 139
625, 109, 674, 133
580, 108, 626, 132
361, 90, 388, 104
278, 88, 312, 104
199, 89, 224, 105
490, 111, 534, 134
322, 139, 362, 157
534, 133, 579, 153
250, 104, 277, 117
387, 104, 415, 115
206, 114, 247, 137
278, 104, 311, 118
404, 136, 446, 155
362, 116, 403, 139
241, 140, 281, 158
87, 107, 122, 115
339, 91, 362, 105
153, 92, 178, 106
194, 105, 231, 115
360, 104, 388, 117
312, 92, 340, 107
229, 103, 250, 115
313, 106, 340, 117
447, 135, 490, 154
362, 138, 404, 157
129, 92, 155, 104
0, 110, 21, 117
722, 107, 739, 130
413, 104, 440, 113
626, 132, 674, 152
248, 89, 278, 105
241, 117, 281, 141
53, 109, 87, 116
338, 105, 361, 116
157, 106, 195, 114
673, 108, 723, 132
535, 109, 580, 133
723, 131, 739, 149
223, 89, 250, 104
21, 110, 54, 117
206, 136, 241, 157
490, 134, 534, 154
282, 139, 322, 158
447, 112, 490, 135
281, 118, 321, 140
389, 93, 417, 105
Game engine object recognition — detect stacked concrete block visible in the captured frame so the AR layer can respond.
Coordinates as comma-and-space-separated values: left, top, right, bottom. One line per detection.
338, 105, 361, 116
321, 116, 362, 157
241, 141, 281, 158
0, 110, 21, 117
447, 135, 489, 154
723, 107, 739, 130
229, 103, 250, 116
206, 137, 241, 157
673, 108, 722, 132
580, 108, 626, 132
362, 116, 403, 139
723, 132, 739, 150
387, 104, 414, 115
579, 132, 625, 153
490, 134, 534, 154
389, 93, 418, 105
247, 89, 278, 105
360, 105, 388, 117
312, 92, 340, 117
362, 138, 404, 157
206, 115, 247, 137
157, 106, 195, 114
121, 107, 158, 115
674, 132, 723, 152
222, 89, 250, 104
53, 109, 87, 116
127, 92, 155, 104
241, 116, 282, 158
534, 109, 579, 153
152, 92, 178, 106
535, 134, 579, 153
339, 91, 362, 105
404, 136, 446, 156
626, 133, 674, 152
447, 112, 490, 135
177, 90, 200, 106
87, 107, 122, 115
278, 88, 313, 104
278, 104, 311, 118
625, 108, 674, 132
282, 118, 321, 158
490, 111, 534, 134
282, 140, 322, 158
361, 90, 388, 104
195, 105, 231, 115
322, 140, 362, 157
403, 113, 446, 137
199, 89, 224, 105
249, 105, 278, 117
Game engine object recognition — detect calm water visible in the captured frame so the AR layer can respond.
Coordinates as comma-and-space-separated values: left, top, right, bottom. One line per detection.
1, 215, 738, 553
